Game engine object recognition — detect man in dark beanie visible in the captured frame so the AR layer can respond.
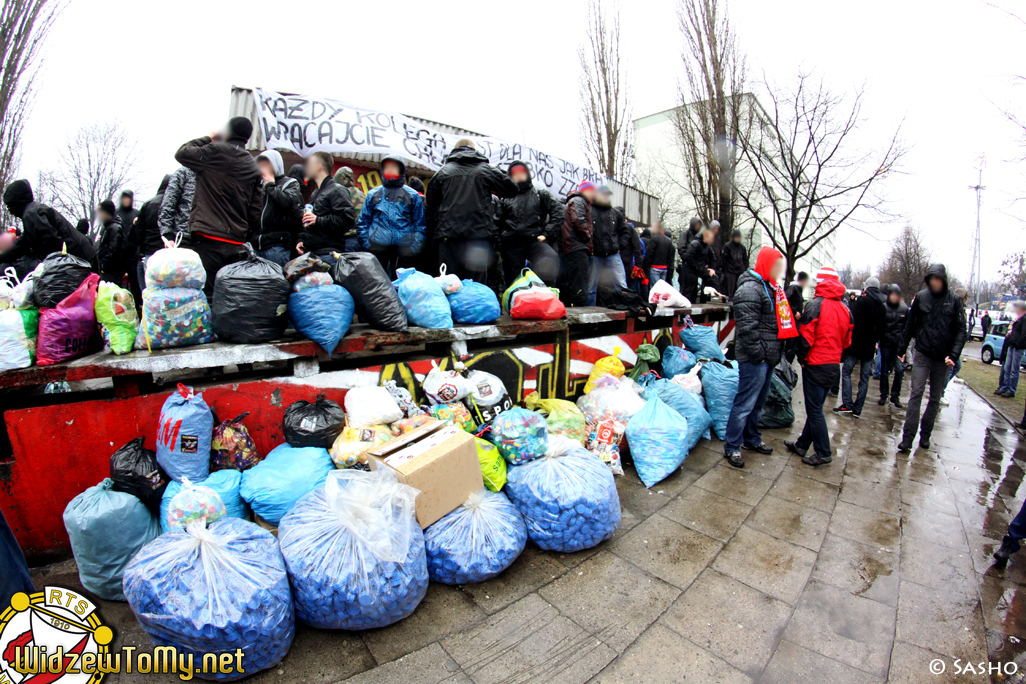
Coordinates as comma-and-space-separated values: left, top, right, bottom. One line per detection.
95, 199, 127, 284
174, 116, 263, 295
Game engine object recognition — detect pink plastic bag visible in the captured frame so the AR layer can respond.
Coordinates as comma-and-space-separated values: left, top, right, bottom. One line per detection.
37, 273, 100, 366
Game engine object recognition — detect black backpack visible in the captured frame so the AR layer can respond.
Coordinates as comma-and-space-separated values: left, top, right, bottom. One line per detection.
597, 287, 655, 315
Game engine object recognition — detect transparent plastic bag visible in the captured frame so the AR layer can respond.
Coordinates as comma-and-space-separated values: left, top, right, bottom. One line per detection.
447, 280, 501, 324
135, 286, 215, 351
95, 281, 138, 355
475, 437, 507, 492
670, 363, 704, 395
662, 346, 698, 379
434, 264, 463, 295
576, 381, 646, 425
344, 386, 403, 428
156, 384, 214, 483
123, 517, 295, 680
240, 443, 334, 525
390, 414, 435, 435
524, 392, 586, 444
393, 267, 452, 329
164, 477, 227, 531
10, 263, 42, 309
487, 407, 549, 465
292, 271, 333, 292
278, 469, 428, 630
648, 279, 691, 308
383, 379, 424, 417
145, 245, 206, 290
330, 424, 393, 468
584, 346, 625, 394
701, 361, 739, 440
160, 470, 247, 534
424, 489, 526, 584
626, 397, 689, 488
586, 419, 626, 475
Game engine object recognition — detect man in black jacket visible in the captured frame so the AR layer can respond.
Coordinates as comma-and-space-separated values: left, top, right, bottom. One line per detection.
681, 226, 716, 302
720, 229, 748, 299
174, 117, 263, 294
588, 185, 630, 305
497, 160, 563, 286
131, 174, 171, 294
255, 150, 302, 266
645, 222, 675, 289
299, 151, 354, 268
784, 271, 809, 363
616, 210, 644, 294
982, 311, 992, 338
676, 217, 704, 289
427, 139, 518, 284
836, 277, 886, 417
560, 182, 595, 307
95, 200, 126, 284
2, 179, 96, 265
997, 300, 1026, 397
878, 284, 908, 407
897, 263, 967, 452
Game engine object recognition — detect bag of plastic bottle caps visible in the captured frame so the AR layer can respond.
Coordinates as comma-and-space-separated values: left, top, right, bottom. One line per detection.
383, 379, 424, 417
701, 360, 739, 440
292, 271, 334, 291
284, 253, 330, 283
240, 443, 334, 525
586, 419, 626, 475
212, 248, 291, 343
524, 392, 586, 444
0, 305, 38, 371
424, 489, 527, 584
94, 281, 138, 354
505, 435, 621, 553
161, 470, 247, 534
447, 280, 501, 324
393, 268, 452, 329
32, 251, 92, 309
427, 402, 476, 432
331, 252, 408, 332
638, 373, 711, 451
36, 273, 100, 365
422, 362, 473, 404
463, 369, 513, 424
289, 280, 354, 355
626, 397, 689, 488
123, 517, 295, 680
282, 394, 346, 448
434, 263, 463, 295
330, 424, 393, 468
391, 414, 435, 435
156, 384, 214, 483
475, 437, 507, 491
662, 346, 698, 379
277, 468, 428, 630
670, 363, 704, 395
110, 437, 169, 513
211, 412, 263, 472
63, 478, 159, 601
679, 317, 726, 361
344, 386, 403, 429
164, 477, 227, 531
576, 381, 646, 425
487, 407, 548, 465
135, 287, 216, 351
145, 245, 206, 290
584, 347, 625, 394
626, 343, 661, 380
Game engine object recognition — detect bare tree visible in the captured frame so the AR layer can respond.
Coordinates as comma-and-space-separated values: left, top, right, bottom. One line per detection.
37, 121, 140, 227
673, 0, 747, 233
880, 224, 931, 298
1000, 249, 1026, 298
734, 72, 906, 283
634, 156, 691, 236
578, 0, 634, 181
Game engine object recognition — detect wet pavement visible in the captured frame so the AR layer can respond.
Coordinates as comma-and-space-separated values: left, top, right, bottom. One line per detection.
29, 377, 1026, 683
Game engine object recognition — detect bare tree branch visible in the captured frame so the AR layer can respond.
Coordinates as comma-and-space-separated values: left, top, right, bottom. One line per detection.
879, 224, 931, 299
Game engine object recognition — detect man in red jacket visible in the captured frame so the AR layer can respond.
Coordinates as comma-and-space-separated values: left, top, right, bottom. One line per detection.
786, 266, 853, 466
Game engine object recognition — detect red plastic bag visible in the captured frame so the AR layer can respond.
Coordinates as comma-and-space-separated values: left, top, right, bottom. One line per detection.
510, 288, 566, 320
37, 273, 100, 366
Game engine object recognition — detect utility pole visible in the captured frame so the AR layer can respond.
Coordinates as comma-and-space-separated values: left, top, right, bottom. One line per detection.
968, 168, 985, 306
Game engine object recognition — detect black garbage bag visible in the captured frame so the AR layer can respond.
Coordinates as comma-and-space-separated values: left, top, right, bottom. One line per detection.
212, 247, 291, 343
331, 252, 407, 332
283, 254, 330, 283
32, 252, 92, 309
758, 362, 796, 429
109, 437, 170, 514
282, 394, 346, 448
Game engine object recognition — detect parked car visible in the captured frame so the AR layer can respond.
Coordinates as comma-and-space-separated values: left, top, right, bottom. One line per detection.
981, 322, 1026, 366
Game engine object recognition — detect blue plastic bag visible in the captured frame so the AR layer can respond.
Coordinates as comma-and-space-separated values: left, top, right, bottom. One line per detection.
447, 280, 501, 324
289, 284, 355, 354
240, 443, 334, 525
679, 320, 726, 361
424, 489, 527, 584
662, 347, 698, 378
123, 517, 294, 681
700, 361, 739, 440
638, 374, 712, 451
505, 436, 621, 553
393, 268, 453, 328
626, 397, 689, 488
63, 478, 159, 601
487, 407, 549, 465
156, 384, 214, 483
278, 469, 428, 630
160, 470, 248, 533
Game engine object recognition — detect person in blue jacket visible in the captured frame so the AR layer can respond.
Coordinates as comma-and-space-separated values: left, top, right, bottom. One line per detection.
357, 155, 425, 279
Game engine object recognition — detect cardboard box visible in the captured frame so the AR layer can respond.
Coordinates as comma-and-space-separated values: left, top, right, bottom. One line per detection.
367, 419, 484, 528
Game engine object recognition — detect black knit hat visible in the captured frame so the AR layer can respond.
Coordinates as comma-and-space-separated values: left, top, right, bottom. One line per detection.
99, 199, 116, 216
227, 116, 253, 143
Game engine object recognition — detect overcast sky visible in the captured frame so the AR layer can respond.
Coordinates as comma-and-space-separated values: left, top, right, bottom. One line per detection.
17, 0, 1026, 283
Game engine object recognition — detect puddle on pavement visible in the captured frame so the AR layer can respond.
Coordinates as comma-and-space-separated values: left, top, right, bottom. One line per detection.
852, 546, 893, 597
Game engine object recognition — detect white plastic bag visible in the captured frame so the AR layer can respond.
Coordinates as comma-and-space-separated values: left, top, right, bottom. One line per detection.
10, 264, 41, 310
344, 386, 403, 428
648, 279, 691, 308
434, 263, 463, 295
670, 363, 704, 395
464, 369, 513, 423
422, 362, 473, 405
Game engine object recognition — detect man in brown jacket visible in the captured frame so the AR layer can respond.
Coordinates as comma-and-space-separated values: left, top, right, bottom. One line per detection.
560, 180, 595, 307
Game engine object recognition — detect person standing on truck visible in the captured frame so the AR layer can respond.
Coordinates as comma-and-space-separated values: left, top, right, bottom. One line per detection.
298, 151, 355, 268
681, 225, 717, 303
356, 155, 425, 279
720, 229, 749, 300
132, 174, 171, 289
676, 217, 704, 290
254, 150, 303, 267
560, 180, 595, 307
158, 166, 196, 245
496, 160, 563, 287
2, 178, 96, 265
587, 185, 630, 305
95, 200, 127, 284
645, 222, 675, 289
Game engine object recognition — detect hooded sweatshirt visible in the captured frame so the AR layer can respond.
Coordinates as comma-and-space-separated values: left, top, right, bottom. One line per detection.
798, 273, 853, 387
333, 166, 365, 216
561, 189, 593, 254
2, 179, 96, 263
116, 191, 139, 247
497, 160, 564, 246
355, 155, 425, 254
254, 150, 303, 250
898, 263, 967, 361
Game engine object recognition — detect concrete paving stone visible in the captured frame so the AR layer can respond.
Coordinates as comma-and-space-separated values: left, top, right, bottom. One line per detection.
769, 468, 839, 513
893, 456, 949, 487
440, 593, 616, 684
827, 501, 901, 551
948, 477, 1000, 507
608, 513, 722, 590
746, 494, 831, 551
614, 466, 698, 520
977, 573, 1026, 668
837, 479, 901, 516
459, 544, 567, 614
660, 485, 754, 543
716, 452, 790, 481
712, 525, 818, 604
898, 479, 957, 515
895, 579, 988, 663
943, 461, 997, 487
785, 457, 846, 486
693, 465, 774, 506
900, 504, 970, 550
966, 532, 1011, 578
759, 639, 885, 684
537, 551, 680, 653
591, 625, 752, 684
242, 625, 375, 684
898, 534, 975, 592
955, 496, 1012, 541
682, 445, 726, 475
341, 643, 468, 684
886, 641, 980, 683
842, 458, 902, 486
659, 568, 793, 677
361, 582, 486, 664
811, 533, 900, 607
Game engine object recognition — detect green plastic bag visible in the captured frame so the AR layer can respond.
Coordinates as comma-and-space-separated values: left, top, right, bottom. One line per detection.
627, 344, 661, 381
475, 437, 507, 491
95, 281, 138, 354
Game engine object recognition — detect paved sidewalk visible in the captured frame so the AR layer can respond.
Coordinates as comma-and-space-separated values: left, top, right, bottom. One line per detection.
31, 377, 1026, 683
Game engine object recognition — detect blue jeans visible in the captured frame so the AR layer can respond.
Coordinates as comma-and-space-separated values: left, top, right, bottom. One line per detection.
0, 506, 33, 609
587, 255, 627, 306
649, 267, 668, 285
999, 347, 1024, 394
944, 355, 962, 391
879, 346, 904, 400
842, 355, 873, 415
1004, 498, 1026, 552
724, 361, 773, 453
256, 245, 291, 267
874, 352, 882, 378
796, 372, 832, 458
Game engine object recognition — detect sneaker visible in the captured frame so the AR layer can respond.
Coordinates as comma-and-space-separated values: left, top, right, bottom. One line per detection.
829, 390, 839, 397
939, 397, 949, 406
995, 389, 1006, 395
994, 538, 1019, 564
784, 441, 808, 458
1001, 391, 1016, 398
877, 397, 887, 406
891, 397, 904, 409
852, 412, 861, 419
743, 442, 773, 455
897, 443, 912, 454
723, 451, 745, 468
802, 453, 833, 466
832, 405, 853, 414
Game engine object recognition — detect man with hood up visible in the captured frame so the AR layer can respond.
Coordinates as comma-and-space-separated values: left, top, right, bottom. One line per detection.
426, 139, 518, 284
496, 160, 563, 287
355, 155, 425, 279
878, 284, 908, 407
835, 276, 887, 418
720, 229, 749, 299
116, 190, 142, 299
677, 217, 704, 289
2, 179, 96, 265
254, 150, 303, 266
560, 180, 595, 307
159, 166, 196, 244
897, 263, 967, 452
334, 166, 365, 216
117, 191, 138, 235
588, 185, 630, 305
131, 174, 171, 297
174, 116, 263, 295
95, 199, 126, 284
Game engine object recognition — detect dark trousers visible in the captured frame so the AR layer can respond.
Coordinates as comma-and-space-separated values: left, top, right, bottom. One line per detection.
842, 354, 874, 415
796, 371, 832, 457
192, 234, 247, 298
785, 337, 799, 365
438, 239, 492, 285
370, 245, 416, 281
503, 240, 560, 287
901, 351, 950, 447
560, 250, 590, 307
1004, 499, 1026, 552
879, 346, 904, 400
724, 360, 773, 452
0, 506, 34, 608
723, 272, 741, 300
